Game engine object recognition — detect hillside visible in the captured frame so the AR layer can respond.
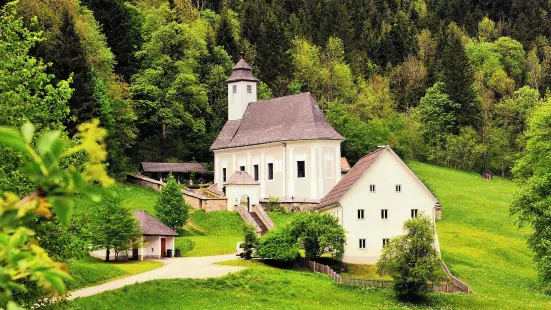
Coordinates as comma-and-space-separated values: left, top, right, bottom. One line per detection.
66, 163, 551, 309
409, 161, 550, 308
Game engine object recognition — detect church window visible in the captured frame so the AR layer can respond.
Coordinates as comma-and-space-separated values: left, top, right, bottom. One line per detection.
370, 184, 376, 192
357, 209, 365, 219
247, 85, 252, 93
381, 209, 388, 219
254, 165, 259, 181
232, 85, 237, 93
268, 163, 274, 180
240, 166, 245, 172
297, 161, 305, 178
396, 184, 401, 192
359, 239, 366, 249
222, 168, 227, 182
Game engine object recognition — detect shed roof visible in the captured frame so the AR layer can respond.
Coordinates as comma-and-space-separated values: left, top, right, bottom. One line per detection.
317, 147, 387, 209
225, 171, 259, 185
140, 162, 206, 173
226, 58, 259, 83
134, 210, 179, 236
211, 92, 343, 150
341, 157, 351, 172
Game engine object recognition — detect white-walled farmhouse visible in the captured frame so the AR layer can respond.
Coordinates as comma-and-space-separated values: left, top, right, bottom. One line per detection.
317, 146, 440, 264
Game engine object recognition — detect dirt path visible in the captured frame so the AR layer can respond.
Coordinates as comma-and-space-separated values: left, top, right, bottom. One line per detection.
68, 254, 243, 300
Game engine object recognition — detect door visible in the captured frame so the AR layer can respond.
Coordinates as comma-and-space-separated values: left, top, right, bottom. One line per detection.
161, 238, 166, 258
132, 248, 139, 260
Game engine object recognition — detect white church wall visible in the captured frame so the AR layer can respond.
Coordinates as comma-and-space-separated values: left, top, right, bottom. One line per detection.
214, 140, 341, 201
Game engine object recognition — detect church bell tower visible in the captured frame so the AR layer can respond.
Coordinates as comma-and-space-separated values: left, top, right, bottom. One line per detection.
226, 58, 258, 120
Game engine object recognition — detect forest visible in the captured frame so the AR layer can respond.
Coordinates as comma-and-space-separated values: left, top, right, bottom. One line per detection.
3, 0, 551, 188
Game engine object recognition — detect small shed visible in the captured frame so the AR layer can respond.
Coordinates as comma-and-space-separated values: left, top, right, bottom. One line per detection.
481, 169, 493, 180
139, 162, 211, 184
340, 157, 351, 176
130, 210, 179, 260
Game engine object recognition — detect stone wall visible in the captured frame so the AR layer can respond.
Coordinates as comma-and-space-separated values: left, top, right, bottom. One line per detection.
182, 190, 227, 212
260, 201, 318, 212
126, 173, 163, 192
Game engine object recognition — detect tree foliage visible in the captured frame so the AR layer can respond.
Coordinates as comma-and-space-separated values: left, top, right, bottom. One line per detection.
0, 120, 111, 308
511, 97, 551, 292
377, 214, 444, 300
289, 213, 346, 260
257, 226, 300, 262
155, 174, 190, 230
88, 193, 140, 261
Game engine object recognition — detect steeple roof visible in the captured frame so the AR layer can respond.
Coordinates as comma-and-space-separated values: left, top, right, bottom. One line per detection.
225, 58, 259, 83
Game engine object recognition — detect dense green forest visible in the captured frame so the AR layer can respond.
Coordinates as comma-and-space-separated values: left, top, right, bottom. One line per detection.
3, 0, 551, 186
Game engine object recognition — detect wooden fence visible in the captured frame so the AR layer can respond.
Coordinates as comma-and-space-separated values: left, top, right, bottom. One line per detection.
297, 257, 470, 294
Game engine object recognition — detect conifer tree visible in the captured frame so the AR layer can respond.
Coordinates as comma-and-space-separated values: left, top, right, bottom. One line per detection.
43, 10, 96, 131
216, 7, 238, 61
439, 23, 482, 132
155, 174, 190, 230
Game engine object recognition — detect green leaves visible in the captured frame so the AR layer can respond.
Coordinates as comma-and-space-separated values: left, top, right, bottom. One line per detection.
0, 127, 32, 158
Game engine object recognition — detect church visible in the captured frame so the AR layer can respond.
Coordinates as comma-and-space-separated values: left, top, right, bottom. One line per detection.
211, 59, 344, 208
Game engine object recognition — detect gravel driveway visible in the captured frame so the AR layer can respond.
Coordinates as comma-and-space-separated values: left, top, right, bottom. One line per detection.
68, 254, 243, 300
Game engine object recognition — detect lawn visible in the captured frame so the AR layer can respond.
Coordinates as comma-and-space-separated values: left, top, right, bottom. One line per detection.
73, 183, 159, 215
66, 162, 551, 309
267, 211, 301, 227
176, 210, 245, 256
408, 161, 551, 309
67, 257, 163, 290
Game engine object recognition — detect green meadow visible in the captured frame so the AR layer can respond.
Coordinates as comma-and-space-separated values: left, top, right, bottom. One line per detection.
65, 164, 551, 309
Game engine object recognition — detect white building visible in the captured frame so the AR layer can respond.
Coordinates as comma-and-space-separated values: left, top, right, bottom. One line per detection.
130, 210, 178, 260
316, 146, 440, 264
211, 59, 344, 204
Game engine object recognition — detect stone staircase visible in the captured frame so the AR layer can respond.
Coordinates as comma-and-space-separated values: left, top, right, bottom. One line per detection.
249, 211, 268, 235
235, 204, 275, 235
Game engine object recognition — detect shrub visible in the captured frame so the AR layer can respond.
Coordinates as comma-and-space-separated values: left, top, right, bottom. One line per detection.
243, 224, 257, 259
289, 213, 346, 260
376, 213, 445, 300
257, 226, 299, 261
155, 174, 190, 230
267, 196, 286, 213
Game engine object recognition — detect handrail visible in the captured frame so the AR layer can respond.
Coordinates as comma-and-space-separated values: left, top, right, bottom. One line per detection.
235, 204, 262, 233
252, 205, 275, 230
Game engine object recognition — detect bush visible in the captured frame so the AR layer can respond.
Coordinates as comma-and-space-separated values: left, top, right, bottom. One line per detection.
376, 214, 445, 300
267, 196, 286, 213
243, 224, 257, 259
289, 213, 346, 260
257, 226, 299, 261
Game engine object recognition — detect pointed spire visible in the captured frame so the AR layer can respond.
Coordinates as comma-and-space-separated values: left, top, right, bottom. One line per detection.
226, 58, 259, 83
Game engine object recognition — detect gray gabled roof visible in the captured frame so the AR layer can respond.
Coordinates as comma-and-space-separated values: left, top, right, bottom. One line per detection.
225, 171, 259, 185
211, 92, 343, 150
140, 162, 206, 173
134, 210, 179, 236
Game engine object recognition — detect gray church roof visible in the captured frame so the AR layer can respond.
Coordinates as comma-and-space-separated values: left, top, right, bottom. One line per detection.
211, 92, 344, 150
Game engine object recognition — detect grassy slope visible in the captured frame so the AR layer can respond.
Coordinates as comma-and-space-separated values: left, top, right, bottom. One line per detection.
408, 161, 551, 309
67, 258, 163, 290
69, 164, 551, 308
176, 210, 244, 256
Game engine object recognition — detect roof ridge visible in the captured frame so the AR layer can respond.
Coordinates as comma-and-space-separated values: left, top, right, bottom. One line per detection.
355, 146, 388, 163
250, 92, 311, 105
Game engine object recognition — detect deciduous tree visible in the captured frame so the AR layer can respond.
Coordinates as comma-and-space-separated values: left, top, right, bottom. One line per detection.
155, 174, 190, 230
